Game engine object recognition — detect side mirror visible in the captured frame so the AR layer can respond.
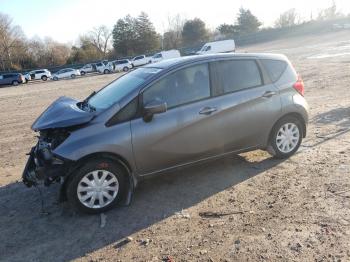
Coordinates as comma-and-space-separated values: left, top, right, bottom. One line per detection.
143, 100, 167, 122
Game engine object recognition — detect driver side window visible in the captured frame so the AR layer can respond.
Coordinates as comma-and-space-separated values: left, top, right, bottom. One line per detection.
143, 63, 210, 109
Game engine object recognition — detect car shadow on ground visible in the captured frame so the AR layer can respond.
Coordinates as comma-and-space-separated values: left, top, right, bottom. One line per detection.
0, 153, 285, 261
301, 107, 350, 149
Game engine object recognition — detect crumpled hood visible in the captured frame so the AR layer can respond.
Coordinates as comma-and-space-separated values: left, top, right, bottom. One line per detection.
31, 96, 94, 131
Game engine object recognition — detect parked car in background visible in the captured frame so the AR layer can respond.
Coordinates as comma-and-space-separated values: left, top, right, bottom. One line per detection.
79, 64, 95, 75
96, 61, 113, 74
149, 50, 181, 63
131, 55, 149, 67
29, 69, 51, 81
23, 53, 309, 213
197, 39, 235, 55
51, 68, 80, 80
22, 72, 32, 83
0, 73, 25, 86
113, 59, 133, 72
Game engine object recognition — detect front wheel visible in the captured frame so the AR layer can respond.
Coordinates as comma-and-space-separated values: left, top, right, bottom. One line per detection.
41, 75, 47, 81
123, 66, 129, 72
12, 80, 19, 86
71, 74, 76, 79
267, 116, 303, 159
103, 69, 110, 74
80, 71, 86, 76
66, 159, 126, 214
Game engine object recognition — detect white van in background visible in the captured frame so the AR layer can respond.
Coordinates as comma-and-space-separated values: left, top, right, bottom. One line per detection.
197, 39, 235, 55
149, 49, 181, 63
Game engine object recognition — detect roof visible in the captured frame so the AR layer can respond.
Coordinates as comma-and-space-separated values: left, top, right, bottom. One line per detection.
144, 53, 287, 69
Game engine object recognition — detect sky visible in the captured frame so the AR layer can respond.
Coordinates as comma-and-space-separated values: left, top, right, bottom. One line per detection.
1, 0, 350, 44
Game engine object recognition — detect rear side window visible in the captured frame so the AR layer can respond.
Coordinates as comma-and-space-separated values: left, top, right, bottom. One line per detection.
260, 59, 287, 82
3, 74, 14, 78
143, 63, 210, 109
210, 60, 262, 94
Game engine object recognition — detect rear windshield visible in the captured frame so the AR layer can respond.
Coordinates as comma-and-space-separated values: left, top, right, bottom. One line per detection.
260, 59, 287, 82
88, 67, 162, 111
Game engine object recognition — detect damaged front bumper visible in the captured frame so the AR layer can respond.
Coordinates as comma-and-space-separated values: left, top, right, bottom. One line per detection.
22, 141, 71, 187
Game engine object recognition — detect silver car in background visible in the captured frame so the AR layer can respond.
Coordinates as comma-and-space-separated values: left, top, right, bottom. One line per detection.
22, 53, 309, 213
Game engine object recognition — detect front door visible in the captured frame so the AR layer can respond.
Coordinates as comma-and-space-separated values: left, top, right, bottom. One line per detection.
131, 63, 223, 175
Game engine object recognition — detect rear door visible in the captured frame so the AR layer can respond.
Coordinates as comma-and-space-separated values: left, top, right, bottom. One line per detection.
208, 58, 281, 151
3, 74, 13, 85
131, 63, 223, 175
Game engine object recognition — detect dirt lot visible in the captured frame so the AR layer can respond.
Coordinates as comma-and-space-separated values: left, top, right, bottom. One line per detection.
0, 31, 350, 262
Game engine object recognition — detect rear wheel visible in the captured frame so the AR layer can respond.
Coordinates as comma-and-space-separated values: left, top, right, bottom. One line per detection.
53, 76, 58, 81
123, 66, 129, 72
67, 159, 126, 214
268, 116, 303, 159
12, 80, 19, 86
103, 69, 110, 74
80, 71, 86, 75
71, 74, 76, 79
41, 75, 47, 81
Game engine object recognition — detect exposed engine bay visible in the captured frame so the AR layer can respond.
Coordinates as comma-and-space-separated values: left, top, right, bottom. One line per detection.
22, 129, 71, 187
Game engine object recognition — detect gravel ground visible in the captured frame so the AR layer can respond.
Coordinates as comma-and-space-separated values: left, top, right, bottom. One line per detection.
0, 31, 349, 262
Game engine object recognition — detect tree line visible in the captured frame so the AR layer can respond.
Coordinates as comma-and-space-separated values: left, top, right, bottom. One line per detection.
0, 1, 348, 71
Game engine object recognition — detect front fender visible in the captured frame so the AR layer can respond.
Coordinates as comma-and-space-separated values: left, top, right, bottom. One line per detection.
53, 122, 137, 173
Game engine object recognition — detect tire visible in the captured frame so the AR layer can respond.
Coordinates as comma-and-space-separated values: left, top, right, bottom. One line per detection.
123, 66, 129, 72
103, 69, 110, 74
267, 116, 303, 159
41, 75, 47, 81
53, 76, 58, 81
25, 79, 28, 83
67, 158, 126, 214
71, 74, 76, 79
12, 80, 19, 86
81, 71, 86, 76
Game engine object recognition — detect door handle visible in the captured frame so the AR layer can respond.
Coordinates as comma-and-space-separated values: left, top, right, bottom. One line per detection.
199, 107, 217, 115
262, 91, 276, 98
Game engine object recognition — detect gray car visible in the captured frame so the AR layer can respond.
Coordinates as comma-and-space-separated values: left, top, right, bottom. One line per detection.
22, 53, 309, 213
0, 73, 25, 86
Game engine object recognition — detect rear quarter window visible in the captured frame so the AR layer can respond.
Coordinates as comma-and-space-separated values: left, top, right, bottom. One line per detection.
260, 59, 287, 82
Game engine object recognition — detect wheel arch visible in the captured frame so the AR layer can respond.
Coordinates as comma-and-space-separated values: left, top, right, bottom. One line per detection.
269, 112, 307, 144
60, 151, 136, 206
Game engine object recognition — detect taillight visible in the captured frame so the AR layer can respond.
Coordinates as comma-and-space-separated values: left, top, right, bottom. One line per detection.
293, 76, 304, 96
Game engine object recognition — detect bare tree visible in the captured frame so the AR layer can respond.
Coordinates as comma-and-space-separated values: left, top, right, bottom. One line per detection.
275, 9, 299, 28
163, 14, 186, 49
88, 25, 112, 58
317, 0, 344, 20
0, 13, 25, 70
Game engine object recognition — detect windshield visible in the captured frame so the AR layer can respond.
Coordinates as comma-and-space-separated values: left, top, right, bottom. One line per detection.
200, 45, 208, 51
152, 53, 162, 58
88, 67, 162, 111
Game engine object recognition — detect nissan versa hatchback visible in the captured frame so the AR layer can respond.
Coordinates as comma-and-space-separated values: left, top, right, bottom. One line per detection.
23, 53, 309, 213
